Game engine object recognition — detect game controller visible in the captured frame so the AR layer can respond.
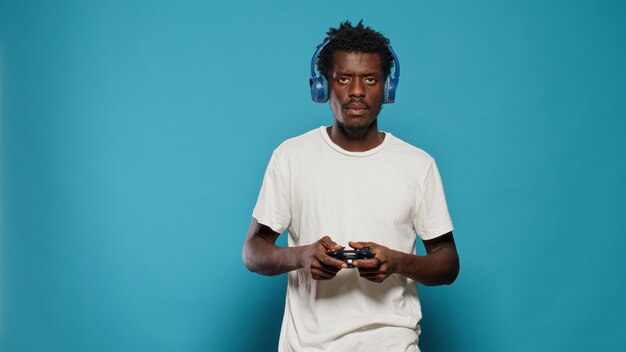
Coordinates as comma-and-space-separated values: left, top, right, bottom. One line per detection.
326, 247, 375, 268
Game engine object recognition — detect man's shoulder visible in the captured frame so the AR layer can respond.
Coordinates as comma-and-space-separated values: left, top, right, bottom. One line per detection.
387, 133, 435, 165
273, 127, 322, 156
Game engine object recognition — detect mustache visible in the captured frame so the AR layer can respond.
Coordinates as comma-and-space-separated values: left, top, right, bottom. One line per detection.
343, 100, 370, 109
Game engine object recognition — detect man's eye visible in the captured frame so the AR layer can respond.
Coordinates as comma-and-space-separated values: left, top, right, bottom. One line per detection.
338, 77, 349, 84
365, 77, 377, 84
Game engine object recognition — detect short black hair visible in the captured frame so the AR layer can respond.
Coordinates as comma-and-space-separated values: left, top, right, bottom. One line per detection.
317, 20, 394, 79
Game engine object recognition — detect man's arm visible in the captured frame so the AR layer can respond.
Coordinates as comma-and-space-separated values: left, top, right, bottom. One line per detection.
242, 218, 347, 278
350, 231, 460, 286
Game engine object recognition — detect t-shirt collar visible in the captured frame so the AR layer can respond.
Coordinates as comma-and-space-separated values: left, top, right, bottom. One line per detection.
319, 126, 392, 157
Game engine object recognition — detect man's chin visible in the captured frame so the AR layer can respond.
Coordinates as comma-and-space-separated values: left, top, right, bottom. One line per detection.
338, 121, 373, 138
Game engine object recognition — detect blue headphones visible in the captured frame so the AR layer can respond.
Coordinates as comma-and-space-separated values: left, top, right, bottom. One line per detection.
309, 37, 401, 104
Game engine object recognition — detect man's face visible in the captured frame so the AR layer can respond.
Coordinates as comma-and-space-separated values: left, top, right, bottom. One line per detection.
329, 51, 385, 137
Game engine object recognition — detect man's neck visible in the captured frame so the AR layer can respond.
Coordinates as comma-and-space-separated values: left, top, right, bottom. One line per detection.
327, 121, 385, 152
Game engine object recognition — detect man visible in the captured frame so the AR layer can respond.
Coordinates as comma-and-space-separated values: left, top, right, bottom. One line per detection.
242, 21, 459, 351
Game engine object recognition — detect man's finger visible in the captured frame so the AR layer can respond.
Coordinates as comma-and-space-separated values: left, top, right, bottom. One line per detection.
348, 241, 365, 249
320, 236, 343, 251
318, 254, 347, 269
359, 272, 386, 281
353, 258, 380, 268
325, 243, 343, 251
348, 241, 375, 250
319, 265, 341, 275
356, 267, 379, 274
311, 269, 334, 280
319, 236, 332, 248
359, 271, 383, 278
313, 259, 341, 274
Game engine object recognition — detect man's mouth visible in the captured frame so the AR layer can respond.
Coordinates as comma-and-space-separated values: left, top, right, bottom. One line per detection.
345, 101, 369, 109
344, 101, 369, 116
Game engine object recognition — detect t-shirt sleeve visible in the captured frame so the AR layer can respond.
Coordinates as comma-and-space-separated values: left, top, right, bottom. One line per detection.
413, 158, 454, 241
252, 149, 291, 234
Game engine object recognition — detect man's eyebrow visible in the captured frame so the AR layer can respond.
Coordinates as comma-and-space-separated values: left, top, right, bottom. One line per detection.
334, 71, 382, 76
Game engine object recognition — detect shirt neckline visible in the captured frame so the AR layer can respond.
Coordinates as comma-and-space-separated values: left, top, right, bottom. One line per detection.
318, 126, 393, 157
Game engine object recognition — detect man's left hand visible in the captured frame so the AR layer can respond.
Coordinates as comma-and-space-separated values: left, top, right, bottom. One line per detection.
349, 241, 398, 283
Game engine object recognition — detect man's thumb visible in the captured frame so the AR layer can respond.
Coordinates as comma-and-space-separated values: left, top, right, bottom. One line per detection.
348, 241, 365, 249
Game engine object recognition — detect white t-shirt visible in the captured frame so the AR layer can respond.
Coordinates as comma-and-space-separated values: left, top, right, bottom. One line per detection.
253, 126, 454, 352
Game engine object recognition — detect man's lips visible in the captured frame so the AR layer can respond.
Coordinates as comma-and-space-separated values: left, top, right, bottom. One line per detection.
344, 108, 367, 116
344, 101, 369, 110
343, 101, 369, 116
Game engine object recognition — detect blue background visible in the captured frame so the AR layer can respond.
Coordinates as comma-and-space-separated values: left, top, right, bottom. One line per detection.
1, 0, 625, 351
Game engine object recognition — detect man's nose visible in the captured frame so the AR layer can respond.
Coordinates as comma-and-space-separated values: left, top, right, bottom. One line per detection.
349, 79, 365, 98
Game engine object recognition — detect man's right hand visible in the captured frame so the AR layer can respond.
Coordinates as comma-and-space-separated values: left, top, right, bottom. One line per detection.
302, 236, 347, 280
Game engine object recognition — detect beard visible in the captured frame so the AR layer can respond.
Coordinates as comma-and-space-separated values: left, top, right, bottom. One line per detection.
337, 117, 378, 138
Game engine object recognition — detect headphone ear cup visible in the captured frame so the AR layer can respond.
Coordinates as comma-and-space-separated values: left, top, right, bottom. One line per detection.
310, 75, 329, 103
383, 76, 398, 104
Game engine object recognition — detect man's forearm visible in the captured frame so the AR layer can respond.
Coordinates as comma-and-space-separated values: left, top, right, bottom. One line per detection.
243, 235, 307, 276
393, 247, 459, 286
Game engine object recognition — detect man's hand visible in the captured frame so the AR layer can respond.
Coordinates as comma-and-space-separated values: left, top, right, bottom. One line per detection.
301, 236, 347, 280
349, 233, 459, 286
349, 241, 398, 283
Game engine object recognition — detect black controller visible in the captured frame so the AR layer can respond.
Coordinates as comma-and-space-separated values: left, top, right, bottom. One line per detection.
326, 247, 374, 268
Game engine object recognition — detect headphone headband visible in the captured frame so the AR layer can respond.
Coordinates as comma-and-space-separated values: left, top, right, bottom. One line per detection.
387, 45, 400, 82
310, 38, 332, 78
309, 37, 400, 104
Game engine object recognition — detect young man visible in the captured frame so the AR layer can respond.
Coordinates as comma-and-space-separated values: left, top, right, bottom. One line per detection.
242, 21, 459, 351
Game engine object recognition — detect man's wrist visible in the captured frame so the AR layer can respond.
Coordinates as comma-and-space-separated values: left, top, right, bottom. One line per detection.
294, 243, 312, 270
392, 250, 415, 276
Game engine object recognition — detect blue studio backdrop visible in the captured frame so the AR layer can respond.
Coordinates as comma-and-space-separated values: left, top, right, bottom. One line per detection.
1, 1, 625, 351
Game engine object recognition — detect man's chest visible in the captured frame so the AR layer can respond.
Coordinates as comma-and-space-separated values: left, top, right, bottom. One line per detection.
286, 156, 421, 248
